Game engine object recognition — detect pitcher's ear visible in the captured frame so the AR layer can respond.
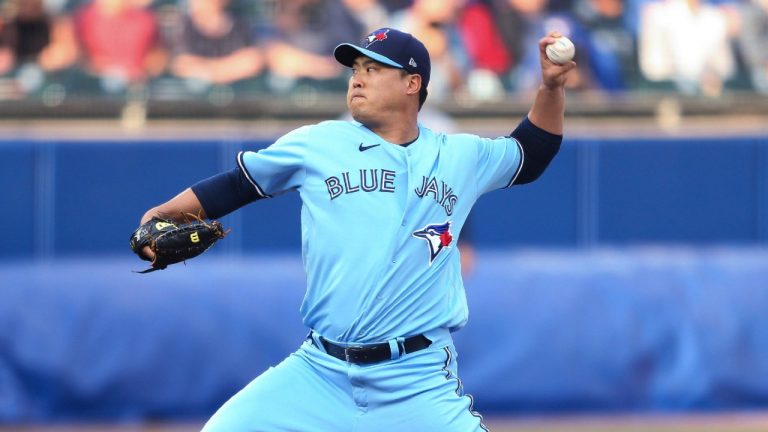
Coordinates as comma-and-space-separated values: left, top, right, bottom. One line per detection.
406, 74, 422, 96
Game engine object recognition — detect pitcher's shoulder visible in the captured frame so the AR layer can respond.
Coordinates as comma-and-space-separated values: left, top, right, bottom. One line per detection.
314, 119, 362, 133
440, 131, 483, 147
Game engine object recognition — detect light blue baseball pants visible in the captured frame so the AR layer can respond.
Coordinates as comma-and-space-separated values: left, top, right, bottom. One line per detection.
201, 331, 489, 432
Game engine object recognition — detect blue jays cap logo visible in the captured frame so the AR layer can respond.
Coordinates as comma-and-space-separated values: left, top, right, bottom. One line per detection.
364, 29, 389, 48
412, 221, 453, 265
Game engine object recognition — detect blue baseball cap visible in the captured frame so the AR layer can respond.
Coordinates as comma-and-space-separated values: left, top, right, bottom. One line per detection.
334, 28, 431, 90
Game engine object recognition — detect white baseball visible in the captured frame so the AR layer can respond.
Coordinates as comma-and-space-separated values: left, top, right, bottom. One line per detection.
545, 36, 575, 65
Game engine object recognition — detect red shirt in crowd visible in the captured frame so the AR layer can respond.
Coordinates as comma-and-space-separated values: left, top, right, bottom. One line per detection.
75, 2, 158, 81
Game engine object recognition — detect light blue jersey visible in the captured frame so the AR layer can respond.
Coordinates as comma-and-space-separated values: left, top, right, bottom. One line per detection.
201, 119, 522, 431
239, 120, 522, 343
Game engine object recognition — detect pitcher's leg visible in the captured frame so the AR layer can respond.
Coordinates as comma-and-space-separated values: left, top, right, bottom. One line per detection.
202, 341, 356, 432
359, 345, 489, 432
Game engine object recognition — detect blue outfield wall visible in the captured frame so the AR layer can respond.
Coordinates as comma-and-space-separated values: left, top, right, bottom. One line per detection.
1, 135, 767, 258
0, 135, 767, 421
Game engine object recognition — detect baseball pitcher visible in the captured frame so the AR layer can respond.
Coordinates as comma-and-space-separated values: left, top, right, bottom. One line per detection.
131, 27, 575, 431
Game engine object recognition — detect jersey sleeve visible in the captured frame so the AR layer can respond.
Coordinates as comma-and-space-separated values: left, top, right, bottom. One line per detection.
473, 135, 523, 195
238, 125, 310, 198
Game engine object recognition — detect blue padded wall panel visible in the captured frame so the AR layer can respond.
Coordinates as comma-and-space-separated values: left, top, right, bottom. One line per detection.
238, 193, 303, 252
52, 141, 221, 255
2, 249, 767, 420
471, 142, 579, 246
1, 135, 767, 258
0, 143, 36, 258
596, 138, 758, 244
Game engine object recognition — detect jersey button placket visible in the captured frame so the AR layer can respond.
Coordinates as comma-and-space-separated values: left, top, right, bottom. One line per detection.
398, 148, 418, 247
392, 149, 411, 265
396, 152, 412, 264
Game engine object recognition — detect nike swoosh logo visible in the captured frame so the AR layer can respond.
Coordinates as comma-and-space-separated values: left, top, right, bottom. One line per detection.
359, 143, 381, 152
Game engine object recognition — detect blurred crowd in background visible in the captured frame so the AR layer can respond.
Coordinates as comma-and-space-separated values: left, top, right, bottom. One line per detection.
0, 0, 766, 105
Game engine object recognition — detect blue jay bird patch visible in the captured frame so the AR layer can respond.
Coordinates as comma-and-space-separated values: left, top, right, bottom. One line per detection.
412, 221, 453, 264
365, 29, 389, 48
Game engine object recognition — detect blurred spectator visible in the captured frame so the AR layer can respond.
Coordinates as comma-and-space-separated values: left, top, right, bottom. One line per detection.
379, 0, 414, 13
263, 0, 362, 84
638, 0, 737, 96
390, 0, 471, 100
341, 0, 390, 33
487, 0, 527, 83
458, 0, 511, 76
737, 0, 768, 94
457, 0, 512, 100
574, 0, 637, 91
0, 35, 9, 76
170, 0, 264, 87
488, 0, 587, 92
0, 0, 78, 77
75, 0, 166, 90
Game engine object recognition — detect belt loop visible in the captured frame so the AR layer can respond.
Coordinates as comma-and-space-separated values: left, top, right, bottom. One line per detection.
389, 337, 405, 360
310, 330, 326, 353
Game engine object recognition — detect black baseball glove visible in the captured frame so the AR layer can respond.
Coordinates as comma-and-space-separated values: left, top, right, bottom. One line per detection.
130, 216, 228, 273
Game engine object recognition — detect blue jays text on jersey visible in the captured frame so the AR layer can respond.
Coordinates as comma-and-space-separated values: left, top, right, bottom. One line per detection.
238, 120, 522, 344
414, 176, 458, 216
323, 171, 458, 216
324, 169, 397, 199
